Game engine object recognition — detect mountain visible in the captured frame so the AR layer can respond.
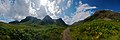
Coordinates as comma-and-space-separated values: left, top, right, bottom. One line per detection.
9, 20, 19, 24
20, 16, 41, 23
73, 10, 120, 25
0, 19, 66, 40
84, 10, 120, 22
41, 15, 55, 25
71, 10, 120, 40
55, 18, 67, 26
9, 15, 67, 26
40, 15, 67, 26
1, 10, 120, 40
9, 16, 41, 24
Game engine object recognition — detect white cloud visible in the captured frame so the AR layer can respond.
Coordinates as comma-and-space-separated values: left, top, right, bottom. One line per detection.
72, 3, 96, 22
0, 0, 68, 20
63, 15, 72, 25
0, 0, 46, 20
0, 0, 96, 25
0, 15, 14, 23
63, 1, 96, 25
36, 5, 47, 19
67, 0, 72, 8
40, 0, 48, 6
46, 0, 73, 19
0, 0, 10, 13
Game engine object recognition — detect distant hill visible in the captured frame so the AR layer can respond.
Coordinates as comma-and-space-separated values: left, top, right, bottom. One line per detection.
55, 18, 67, 26
84, 10, 120, 22
20, 16, 41, 23
9, 15, 67, 26
9, 20, 19, 24
41, 15, 55, 25
71, 10, 120, 40
73, 10, 120, 25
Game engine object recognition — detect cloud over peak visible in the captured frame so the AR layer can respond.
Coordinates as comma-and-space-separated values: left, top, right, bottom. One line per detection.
63, 1, 96, 25
0, 0, 96, 25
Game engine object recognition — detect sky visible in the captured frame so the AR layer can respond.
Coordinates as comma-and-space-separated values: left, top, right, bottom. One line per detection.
81, 0, 120, 12
0, 0, 120, 25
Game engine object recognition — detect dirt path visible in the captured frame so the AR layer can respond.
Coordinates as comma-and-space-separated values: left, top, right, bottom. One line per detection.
62, 28, 72, 40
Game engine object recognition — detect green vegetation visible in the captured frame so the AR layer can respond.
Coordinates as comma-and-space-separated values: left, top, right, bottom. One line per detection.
0, 22, 67, 40
1, 10, 120, 40
71, 19, 120, 40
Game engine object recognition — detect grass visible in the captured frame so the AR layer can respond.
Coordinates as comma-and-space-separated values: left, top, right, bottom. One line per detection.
1, 19, 120, 40
0, 22, 67, 40
70, 19, 120, 40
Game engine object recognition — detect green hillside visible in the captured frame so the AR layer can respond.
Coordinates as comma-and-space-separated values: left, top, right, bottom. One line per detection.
0, 10, 120, 40
0, 21, 67, 40
71, 19, 120, 40
71, 10, 120, 40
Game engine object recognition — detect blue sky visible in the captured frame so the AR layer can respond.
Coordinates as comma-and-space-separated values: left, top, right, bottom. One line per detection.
0, 0, 120, 25
82, 0, 120, 12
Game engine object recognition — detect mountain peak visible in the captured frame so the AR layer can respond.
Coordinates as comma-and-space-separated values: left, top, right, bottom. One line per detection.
55, 18, 67, 26
56, 18, 63, 22
84, 10, 120, 22
9, 20, 19, 24
20, 16, 41, 23
43, 15, 52, 20
26, 16, 37, 19
73, 10, 120, 25
9, 15, 67, 26
41, 15, 55, 25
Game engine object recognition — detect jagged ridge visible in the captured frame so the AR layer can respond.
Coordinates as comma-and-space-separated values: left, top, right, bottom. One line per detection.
9, 15, 67, 26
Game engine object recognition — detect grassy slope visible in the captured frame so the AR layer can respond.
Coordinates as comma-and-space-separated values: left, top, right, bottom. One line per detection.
1, 19, 120, 40
70, 10, 120, 40
1, 10, 120, 40
0, 22, 67, 40
70, 19, 120, 40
